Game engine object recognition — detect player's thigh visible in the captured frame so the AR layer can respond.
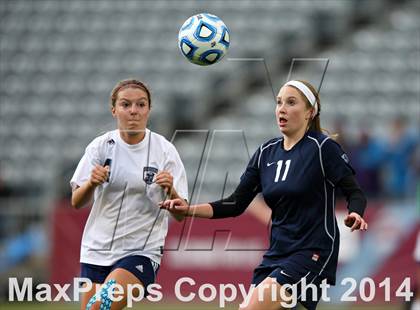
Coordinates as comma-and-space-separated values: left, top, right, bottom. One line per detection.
104, 267, 145, 310
80, 282, 101, 310
239, 276, 291, 310
88, 255, 158, 310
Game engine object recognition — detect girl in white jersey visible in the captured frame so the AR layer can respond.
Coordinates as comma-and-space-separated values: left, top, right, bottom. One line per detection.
70, 79, 188, 310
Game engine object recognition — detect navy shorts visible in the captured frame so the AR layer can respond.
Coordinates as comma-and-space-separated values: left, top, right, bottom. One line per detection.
252, 251, 329, 310
81, 255, 159, 290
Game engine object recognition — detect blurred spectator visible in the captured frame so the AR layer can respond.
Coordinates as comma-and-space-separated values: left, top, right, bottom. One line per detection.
384, 117, 418, 199
351, 129, 386, 197
0, 168, 14, 241
330, 117, 381, 199
331, 116, 352, 153
408, 143, 420, 201
0, 182, 12, 198
0, 169, 13, 198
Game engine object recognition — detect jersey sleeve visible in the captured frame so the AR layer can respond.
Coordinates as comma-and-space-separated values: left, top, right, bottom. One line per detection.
241, 146, 262, 185
164, 144, 189, 201
210, 147, 262, 218
69, 140, 102, 191
338, 174, 367, 216
321, 138, 355, 185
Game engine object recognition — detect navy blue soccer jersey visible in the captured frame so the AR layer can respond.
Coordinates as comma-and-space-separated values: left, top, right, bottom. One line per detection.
221, 130, 355, 283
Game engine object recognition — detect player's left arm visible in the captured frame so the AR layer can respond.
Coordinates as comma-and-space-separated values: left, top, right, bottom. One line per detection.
154, 170, 186, 221
338, 174, 368, 232
321, 139, 368, 232
157, 144, 189, 222
154, 170, 175, 197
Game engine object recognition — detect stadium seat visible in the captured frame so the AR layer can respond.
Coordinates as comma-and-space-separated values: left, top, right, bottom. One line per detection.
0, 0, 418, 192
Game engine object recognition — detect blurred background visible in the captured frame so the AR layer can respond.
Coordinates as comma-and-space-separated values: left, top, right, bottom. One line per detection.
0, 0, 419, 309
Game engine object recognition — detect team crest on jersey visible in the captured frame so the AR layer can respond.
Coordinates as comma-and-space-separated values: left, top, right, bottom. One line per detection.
143, 166, 158, 185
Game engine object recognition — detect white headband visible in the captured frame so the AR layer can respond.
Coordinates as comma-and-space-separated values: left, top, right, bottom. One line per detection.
284, 80, 318, 118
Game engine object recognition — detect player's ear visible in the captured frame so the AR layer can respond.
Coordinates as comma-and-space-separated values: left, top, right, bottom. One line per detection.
111, 105, 116, 117
305, 108, 312, 120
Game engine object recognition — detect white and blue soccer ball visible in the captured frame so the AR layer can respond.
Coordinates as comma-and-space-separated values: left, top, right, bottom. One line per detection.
178, 13, 230, 66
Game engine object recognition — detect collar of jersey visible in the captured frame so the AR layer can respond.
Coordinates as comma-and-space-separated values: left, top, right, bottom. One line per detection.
116, 128, 150, 150
281, 131, 308, 152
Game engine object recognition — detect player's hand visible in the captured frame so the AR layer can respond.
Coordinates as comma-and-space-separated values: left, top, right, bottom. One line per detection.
154, 171, 173, 195
344, 212, 368, 232
89, 164, 109, 187
159, 198, 189, 217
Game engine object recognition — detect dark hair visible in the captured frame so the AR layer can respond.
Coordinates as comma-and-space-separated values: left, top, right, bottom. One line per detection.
110, 79, 151, 108
295, 80, 322, 133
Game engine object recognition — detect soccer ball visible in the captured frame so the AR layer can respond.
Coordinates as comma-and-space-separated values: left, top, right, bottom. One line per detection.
178, 13, 230, 66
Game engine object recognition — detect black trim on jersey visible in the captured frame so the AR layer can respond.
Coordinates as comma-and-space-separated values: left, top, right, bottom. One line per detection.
337, 174, 367, 217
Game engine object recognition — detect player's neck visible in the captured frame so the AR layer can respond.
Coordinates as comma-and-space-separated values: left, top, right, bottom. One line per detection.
119, 130, 146, 145
283, 128, 306, 151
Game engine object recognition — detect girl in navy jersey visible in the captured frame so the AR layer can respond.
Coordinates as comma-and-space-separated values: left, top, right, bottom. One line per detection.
161, 80, 367, 310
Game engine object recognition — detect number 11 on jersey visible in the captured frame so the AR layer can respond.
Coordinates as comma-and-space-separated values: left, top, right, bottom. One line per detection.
274, 160, 291, 182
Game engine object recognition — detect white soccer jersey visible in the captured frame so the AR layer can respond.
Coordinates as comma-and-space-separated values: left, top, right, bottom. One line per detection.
70, 129, 188, 266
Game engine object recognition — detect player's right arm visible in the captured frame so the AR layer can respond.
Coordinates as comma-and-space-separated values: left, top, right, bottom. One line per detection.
159, 199, 214, 218
160, 169, 260, 219
161, 146, 262, 220
71, 165, 109, 209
